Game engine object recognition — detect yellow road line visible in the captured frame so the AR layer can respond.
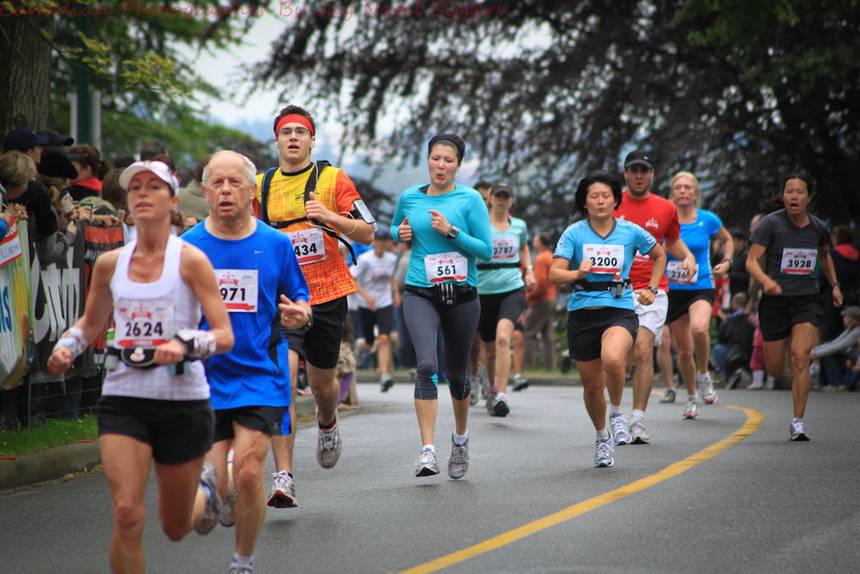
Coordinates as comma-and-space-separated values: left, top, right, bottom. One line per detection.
399, 404, 763, 574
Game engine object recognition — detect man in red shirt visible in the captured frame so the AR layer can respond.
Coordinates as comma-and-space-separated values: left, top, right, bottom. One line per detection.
612, 151, 696, 445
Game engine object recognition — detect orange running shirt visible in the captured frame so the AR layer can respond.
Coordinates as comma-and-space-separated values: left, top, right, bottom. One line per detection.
614, 190, 680, 291
254, 162, 362, 305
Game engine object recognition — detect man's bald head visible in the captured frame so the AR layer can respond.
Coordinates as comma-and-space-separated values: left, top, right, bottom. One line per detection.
202, 150, 256, 187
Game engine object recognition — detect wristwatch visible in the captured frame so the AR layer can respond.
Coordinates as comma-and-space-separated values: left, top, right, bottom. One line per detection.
446, 225, 460, 240
648, 286, 659, 295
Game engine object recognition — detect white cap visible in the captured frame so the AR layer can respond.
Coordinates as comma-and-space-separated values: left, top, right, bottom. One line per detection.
119, 160, 178, 193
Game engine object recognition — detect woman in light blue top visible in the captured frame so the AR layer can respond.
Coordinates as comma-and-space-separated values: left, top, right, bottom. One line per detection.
391, 133, 492, 480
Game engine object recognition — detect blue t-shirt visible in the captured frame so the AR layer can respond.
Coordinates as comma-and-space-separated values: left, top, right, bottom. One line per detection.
554, 218, 657, 312
183, 220, 310, 409
478, 216, 528, 295
667, 209, 722, 290
390, 183, 492, 288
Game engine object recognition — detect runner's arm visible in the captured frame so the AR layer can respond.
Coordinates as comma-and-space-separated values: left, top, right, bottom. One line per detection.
549, 257, 589, 284
520, 242, 536, 291
180, 245, 234, 355
712, 227, 734, 275
819, 246, 843, 307
666, 236, 697, 276
745, 243, 780, 296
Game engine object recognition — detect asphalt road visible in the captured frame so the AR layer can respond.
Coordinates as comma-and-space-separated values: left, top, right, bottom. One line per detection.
2, 384, 859, 573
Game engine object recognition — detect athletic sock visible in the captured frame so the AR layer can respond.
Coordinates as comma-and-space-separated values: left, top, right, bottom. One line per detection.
751, 370, 764, 384
422, 444, 435, 453
596, 428, 609, 440
631, 409, 645, 422
319, 419, 337, 431
231, 554, 253, 570
792, 417, 803, 425
689, 393, 699, 402
609, 404, 622, 416
200, 482, 212, 500
453, 431, 468, 446
496, 392, 508, 402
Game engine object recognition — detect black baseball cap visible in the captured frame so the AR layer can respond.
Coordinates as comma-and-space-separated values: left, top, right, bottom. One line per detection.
491, 182, 514, 197
3, 128, 50, 152
38, 129, 74, 147
624, 150, 654, 170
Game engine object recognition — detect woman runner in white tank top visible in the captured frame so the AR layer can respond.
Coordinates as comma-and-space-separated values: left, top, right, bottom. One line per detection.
48, 160, 233, 573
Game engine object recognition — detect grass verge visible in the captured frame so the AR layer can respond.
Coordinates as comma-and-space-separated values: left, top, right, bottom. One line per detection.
0, 415, 98, 457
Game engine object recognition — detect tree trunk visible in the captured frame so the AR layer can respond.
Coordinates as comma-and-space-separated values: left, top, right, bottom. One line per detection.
0, 14, 53, 134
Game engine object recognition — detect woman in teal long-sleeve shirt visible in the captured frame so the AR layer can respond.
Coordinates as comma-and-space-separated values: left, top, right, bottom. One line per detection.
390, 133, 492, 480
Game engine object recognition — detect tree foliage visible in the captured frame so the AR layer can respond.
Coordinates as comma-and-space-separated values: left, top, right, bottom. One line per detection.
251, 0, 860, 226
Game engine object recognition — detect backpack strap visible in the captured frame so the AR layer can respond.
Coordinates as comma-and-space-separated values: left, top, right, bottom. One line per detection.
260, 167, 278, 225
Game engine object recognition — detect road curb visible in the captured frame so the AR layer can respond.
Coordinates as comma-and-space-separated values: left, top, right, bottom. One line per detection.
0, 395, 318, 492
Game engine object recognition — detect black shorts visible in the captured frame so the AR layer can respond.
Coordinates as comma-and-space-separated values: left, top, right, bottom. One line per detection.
282, 296, 348, 369
758, 294, 822, 341
568, 308, 639, 362
213, 406, 286, 442
95, 396, 214, 465
667, 289, 715, 324
478, 289, 526, 342
281, 327, 305, 359
358, 305, 394, 345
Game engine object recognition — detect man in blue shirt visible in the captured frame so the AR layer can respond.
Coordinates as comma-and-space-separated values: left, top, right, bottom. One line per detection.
183, 150, 310, 574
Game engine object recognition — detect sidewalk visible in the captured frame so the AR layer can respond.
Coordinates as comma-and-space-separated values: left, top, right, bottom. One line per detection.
0, 394, 319, 492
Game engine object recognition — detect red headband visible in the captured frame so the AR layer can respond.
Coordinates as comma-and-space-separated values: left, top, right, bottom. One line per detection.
274, 114, 315, 137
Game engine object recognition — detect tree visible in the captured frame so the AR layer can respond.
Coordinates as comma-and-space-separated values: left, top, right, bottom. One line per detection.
251, 0, 860, 226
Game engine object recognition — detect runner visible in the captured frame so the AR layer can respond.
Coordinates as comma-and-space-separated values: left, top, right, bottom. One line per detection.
254, 105, 375, 506
746, 174, 842, 440
665, 171, 733, 419
391, 133, 492, 478
613, 151, 696, 445
183, 151, 311, 574
47, 160, 234, 573
477, 182, 536, 416
351, 228, 400, 392
550, 170, 665, 467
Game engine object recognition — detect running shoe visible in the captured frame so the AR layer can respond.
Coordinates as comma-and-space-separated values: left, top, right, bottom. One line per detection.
219, 490, 237, 527
512, 374, 529, 392
266, 470, 298, 508
380, 375, 394, 393
609, 412, 631, 445
489, 396, 509, 417
699, 373, 718, 404
195, 462, 221, 535
659, 388, 676, 403
683, 399, 699, 419
448, 434, 469, 479
317, 414, 342, 469
415, 449, 440, 477
629, 418, 651, 444
229, 564, 254, 574
789, 421, 810, 441
469, 382, 479, 406
593, 437, 614, 468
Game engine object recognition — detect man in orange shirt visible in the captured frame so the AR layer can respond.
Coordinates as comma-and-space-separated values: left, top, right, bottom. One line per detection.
524, 231, 557, 373
254, 105, 374, 508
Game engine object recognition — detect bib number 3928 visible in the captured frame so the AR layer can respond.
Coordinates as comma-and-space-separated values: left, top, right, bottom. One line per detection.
287, 228, 325, 266
215, 269, 259, 313
780, 248, 816, 275
425, 252, 468, 283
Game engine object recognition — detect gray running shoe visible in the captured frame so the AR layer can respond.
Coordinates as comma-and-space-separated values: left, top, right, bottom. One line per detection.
593, 438, 615, 468
789, 421, 810, 441
228, 563, 253, 574
512, 374, 529, 392
415, 449, 440, 477
699, 373, 718, 404
317, 414, 341, 469
683, 399, 699, 419
266, 470, 298, 508
195, 462, 221, 535
489, 396, 509, 417
219, 490, 237, 527
609, 412, 631, 445
448, 434, 469, 479
629, 419, 651, 444
659, 388, 677, 403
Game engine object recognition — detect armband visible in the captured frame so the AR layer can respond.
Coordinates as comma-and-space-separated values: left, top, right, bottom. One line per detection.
54, 326, 87, 359
350, 200, 376, 225
174, 329, 217, 359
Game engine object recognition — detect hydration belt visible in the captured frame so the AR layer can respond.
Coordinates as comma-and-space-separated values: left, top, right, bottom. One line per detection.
405, 284, 478, 308
573, 279, 631, 298
477, 261, 520, 270
106, 347, 194, 375
259, 161, 357, 264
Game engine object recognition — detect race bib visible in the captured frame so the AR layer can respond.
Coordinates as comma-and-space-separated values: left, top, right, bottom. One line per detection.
114, 298, 174, 348
287, 228, 325, 266
215, 269, 259, 313
492, 234, 519, 261
583, 244, 624, 274
425, 251, 468, 283
666, 260, 699, 284
780, 248, 816, 275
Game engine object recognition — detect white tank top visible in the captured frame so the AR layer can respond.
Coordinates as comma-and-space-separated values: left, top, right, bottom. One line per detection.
103, 235, 209, 401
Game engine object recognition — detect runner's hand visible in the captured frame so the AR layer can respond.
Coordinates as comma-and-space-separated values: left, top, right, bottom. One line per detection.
683, 255, 698, 282
398, 217, 412, 242
154, 339, 188, 365
47, 347, 73, 375
577, 259, 593, 279
306, 192, 333, 225
429, 210, 451, 236
394, 291, 401, 308
279, 295, 311, 330
635, 289, 655, 306
763, 278, 782, 296
364, 294, 378, 311
524, 270, 537, 292
712, 260, 730, 276
832, 284, 843, 308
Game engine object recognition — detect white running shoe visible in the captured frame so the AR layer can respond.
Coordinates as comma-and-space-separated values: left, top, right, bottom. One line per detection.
683, 399, 699, 419
415, 449, 440, 477
195, 462, 221, 535
219, 490, 237, 527
593, 438, 614, 468
266, 470, 298, 508
629, 418, 651, 444
317, 413, 342, 469
448, 434, 469, 479
609, 412, 631, 445
699, 373, 718, 404
789, 421, 810, 441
